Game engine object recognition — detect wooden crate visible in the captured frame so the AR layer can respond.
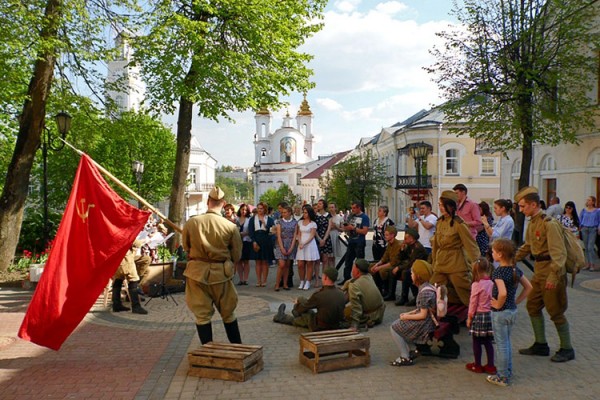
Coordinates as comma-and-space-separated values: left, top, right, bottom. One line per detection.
299, 329, 370, 374
188, 342, 263, 382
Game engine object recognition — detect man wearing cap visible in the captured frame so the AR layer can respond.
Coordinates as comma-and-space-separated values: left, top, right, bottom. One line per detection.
369, 226, 403, 298
514, 186, 575, 362
342, 259, 385, 330
392, 228, 429, 306
406, 200, 437, 254
453, 183, 483, 240
183, 186, 243, 345
431, 190, 480, 306
112, 240, 149, 314
273, 267, 346, 331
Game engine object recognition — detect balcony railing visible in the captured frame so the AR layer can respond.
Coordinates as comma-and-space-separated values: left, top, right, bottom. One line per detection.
396, 175, 433, 189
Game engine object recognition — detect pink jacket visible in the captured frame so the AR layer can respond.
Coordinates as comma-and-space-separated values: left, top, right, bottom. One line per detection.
457, 197, 482, 239
468, 278, 493, 317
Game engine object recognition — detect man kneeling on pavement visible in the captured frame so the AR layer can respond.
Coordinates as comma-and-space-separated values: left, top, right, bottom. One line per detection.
342, 258, 385, 331
273, 267, 346, 331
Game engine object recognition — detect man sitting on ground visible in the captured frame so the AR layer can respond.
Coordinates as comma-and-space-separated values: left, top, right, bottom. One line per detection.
393, 228, 429, 306
343, 259, 385, 330
273, 267, 346, 331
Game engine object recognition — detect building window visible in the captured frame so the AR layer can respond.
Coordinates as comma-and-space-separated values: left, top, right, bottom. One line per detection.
296, 173, 302, 185
444, 149, 459, 175
188, 169, 197, 185
545, 179, 557, 205
481, 157, 496, 176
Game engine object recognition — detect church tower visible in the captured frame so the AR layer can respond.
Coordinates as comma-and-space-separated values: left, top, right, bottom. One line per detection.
254, 107, 272, 166
106, 32, 146, 113
296, 94, 314, 159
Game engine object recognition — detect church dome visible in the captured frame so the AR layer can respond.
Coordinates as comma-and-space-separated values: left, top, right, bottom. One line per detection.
297, 94, 312, 116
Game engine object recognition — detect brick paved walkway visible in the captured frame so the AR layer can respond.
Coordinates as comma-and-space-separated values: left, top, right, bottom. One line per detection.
1, 264, 599, 399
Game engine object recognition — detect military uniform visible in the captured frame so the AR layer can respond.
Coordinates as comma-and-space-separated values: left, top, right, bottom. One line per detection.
394, 240, 429, 304
183, 210, 243, 325
275, 286, 346, 331
112, 241, 149, 314
344, 274, 385, 329
431, 215, 480, 305
369, 239, 403, 281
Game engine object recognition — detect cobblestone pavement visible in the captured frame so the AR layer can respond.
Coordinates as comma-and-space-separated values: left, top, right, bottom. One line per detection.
1, 263, 599, 400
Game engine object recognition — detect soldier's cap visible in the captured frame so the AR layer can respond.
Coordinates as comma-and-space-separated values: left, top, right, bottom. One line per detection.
322, 267, 338, 282
440, 190, 458, 203
514, 186, 538, 203
354, 258, 370, 273
404, 227, 420, 241
412, 260, 433, 282
208, 186, 225, 201
385, 225, 398, 235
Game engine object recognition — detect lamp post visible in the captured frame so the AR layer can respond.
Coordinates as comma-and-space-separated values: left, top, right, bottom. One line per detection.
409, 142, 430, 205
310, 195, 315, 205
42, 112, 72, 247
132, 160, 144, 208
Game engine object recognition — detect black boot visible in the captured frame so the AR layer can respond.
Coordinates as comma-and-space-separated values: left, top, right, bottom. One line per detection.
224, 319, 242, 344
196, 323, 213, 344
395, 295, 408, 306
383, 277, 397, 301
373, 273, 385, 295
112, 279, 130, 312
128, 281, 148, 315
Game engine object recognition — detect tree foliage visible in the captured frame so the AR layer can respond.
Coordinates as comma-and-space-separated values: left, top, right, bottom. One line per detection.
324, 150, 389, 211
427, 0, 600, 188
259, 184, 299, 210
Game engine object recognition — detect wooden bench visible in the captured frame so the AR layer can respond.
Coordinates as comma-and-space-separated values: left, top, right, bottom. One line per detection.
299, 329, 370, 373
188, 342, 263, 382
417, 303, 468, 359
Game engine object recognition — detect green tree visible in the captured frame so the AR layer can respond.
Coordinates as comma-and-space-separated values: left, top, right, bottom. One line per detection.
0, 0, 136, 271
427, 0, 600, 189
131, 0, 327, 248
259, 184, 299, 210
324, 150, 389, 210
215, 176, 253, 204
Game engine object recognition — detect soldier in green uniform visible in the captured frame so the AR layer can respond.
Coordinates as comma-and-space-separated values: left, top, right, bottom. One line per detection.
273, 267, 346, 331
343, 259, 385, 330
183, 186, 243, 344
369, 226, 403, 298
431, 190, 480, 306
392, 228, 429, 306
112, 240, 149, 314
514, 186, 575, 362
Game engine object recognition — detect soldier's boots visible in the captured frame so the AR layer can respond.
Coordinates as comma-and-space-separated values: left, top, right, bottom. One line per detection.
273, 303, 295, 325
551, 348, 575, 363
224, 319, 242, 344
383, 277, 397, 301
519, 342, 550, 356
128, 281, 148, 315
196, 323, 213, 344
395, 295, 408, 306
112, 279, 130, 312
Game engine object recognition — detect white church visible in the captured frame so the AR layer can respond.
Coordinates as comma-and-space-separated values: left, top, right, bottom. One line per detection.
105, 32, 216, 217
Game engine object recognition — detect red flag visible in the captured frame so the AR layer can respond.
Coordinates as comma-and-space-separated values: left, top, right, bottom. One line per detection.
18, 154, 151, 350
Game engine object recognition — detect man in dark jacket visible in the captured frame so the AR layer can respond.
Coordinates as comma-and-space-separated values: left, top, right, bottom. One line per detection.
392, 228, 429, 305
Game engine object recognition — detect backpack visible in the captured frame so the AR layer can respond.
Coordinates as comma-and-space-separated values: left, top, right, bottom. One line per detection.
422, 283, 448, 326
544, 217, 585, 287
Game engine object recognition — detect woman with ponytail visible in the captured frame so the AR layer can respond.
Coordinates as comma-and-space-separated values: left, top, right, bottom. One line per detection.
430, 191, 480, 306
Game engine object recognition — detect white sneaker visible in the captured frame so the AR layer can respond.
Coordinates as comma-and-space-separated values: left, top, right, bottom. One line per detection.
298, 280, 305, 290
303, 281, 311, 290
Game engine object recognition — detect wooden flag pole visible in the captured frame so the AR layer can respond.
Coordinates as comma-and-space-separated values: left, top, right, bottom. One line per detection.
60, 139, 183, 233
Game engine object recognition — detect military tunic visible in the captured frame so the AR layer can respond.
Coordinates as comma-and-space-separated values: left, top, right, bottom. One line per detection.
515, 211, 568, 324
344, 274, 385, 328
113, 249, 140, 282
293, 285, 346, 331
370, 239, 403, 280
431, 215, 480, 306
183, 210, 243, 325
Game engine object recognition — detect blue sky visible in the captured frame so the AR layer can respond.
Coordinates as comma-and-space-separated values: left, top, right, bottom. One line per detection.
166, 0, 458, 167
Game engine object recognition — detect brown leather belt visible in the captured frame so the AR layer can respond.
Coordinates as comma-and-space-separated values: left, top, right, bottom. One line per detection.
532, 254, 551, 262
188, 257, 226, 263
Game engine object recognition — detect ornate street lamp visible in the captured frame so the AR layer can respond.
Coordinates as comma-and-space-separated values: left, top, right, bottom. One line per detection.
132, 160, 144, 208
43, 112, 72, 246
409, 142, 430, 204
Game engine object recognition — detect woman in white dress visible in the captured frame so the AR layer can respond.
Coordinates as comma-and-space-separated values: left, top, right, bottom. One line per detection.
295, 204, 320, 290
328, 202, 345, 260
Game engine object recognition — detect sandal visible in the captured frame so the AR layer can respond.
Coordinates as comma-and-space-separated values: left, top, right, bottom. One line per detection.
390, 357, 414, 367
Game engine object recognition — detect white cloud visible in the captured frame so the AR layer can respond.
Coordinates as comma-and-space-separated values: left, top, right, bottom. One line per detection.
334, 0, 362, 13
375, 1, 408, 14
316, 97, 344, 111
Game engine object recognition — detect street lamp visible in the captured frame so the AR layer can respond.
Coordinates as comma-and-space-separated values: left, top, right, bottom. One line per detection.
42, 112, 72, 247
409, 142, 430, 204
310, 195, 315, 205
132, 160, 144, 208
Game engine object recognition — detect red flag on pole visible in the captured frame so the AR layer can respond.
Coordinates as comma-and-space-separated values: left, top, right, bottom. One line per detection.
18, 154, 151, 350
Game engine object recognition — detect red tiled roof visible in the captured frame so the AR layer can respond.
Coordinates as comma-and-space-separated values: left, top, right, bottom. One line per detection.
302, 150, 352, 179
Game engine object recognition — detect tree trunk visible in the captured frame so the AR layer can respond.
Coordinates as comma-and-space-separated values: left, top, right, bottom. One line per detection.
0, 0, 60, 271
168, 96, 193, 250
